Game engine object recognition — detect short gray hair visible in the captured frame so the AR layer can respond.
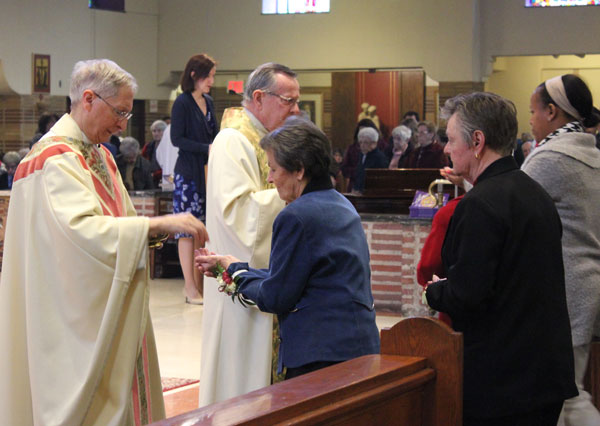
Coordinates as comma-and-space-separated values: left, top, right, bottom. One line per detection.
18, 147, 30, 160
441, 92, 517, 156
150, 120, 167, 132
119, 136, 140, 157
391, 125, 412, 142
69, 59, 138, 107
242, 62, 297, 107
3, 151, 21, 167
260, 116, 331, 180
357, 127, 379, 143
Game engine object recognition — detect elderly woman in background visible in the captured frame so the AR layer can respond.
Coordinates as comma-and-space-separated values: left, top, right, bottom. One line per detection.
407, 121, 448, 168
424, 92, 576, 425
522, 74, 600, 426
196, 116, 380, 380
388, 124, 412, 168
142, 119, 167, 187
340, 118, 380, 192
116, 136, 154, 190
0, 151, 21, 189
30, 112, 59, 148
352, 127, 388, 194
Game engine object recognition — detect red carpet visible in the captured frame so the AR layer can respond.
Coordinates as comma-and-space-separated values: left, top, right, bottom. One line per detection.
161, 377, 199, 392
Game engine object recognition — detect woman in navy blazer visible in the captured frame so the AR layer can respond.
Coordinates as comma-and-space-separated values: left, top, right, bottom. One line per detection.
171, 54, 218, 304
196, 116, 380, 379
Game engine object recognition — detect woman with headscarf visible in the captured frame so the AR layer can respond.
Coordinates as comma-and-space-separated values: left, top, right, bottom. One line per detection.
522, 74, 600, 426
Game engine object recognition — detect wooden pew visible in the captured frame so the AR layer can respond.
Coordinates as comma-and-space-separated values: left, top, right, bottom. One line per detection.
345, 169, 450, 214
151, 317, 463, 426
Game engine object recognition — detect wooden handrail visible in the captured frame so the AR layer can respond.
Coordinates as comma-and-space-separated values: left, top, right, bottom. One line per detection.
151, 317, 463, 426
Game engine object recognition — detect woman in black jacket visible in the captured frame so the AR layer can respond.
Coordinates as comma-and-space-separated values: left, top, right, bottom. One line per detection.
425, 92, 576, 425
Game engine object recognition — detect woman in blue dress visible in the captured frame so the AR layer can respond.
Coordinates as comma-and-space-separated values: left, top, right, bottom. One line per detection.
171, 53, 217, 304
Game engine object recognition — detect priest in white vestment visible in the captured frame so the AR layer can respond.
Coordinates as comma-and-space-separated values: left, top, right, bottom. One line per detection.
0, 59, 208, 426
200, 63, 300, 405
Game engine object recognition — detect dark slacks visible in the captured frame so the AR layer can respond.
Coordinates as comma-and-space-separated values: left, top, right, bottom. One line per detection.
284, 360, 341, 380
463, 402, 563, 426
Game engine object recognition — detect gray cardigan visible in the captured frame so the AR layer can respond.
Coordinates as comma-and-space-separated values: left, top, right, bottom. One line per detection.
522, 131, 600, 346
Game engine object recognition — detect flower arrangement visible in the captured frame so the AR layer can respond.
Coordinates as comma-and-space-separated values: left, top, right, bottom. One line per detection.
213, 263, 255, 307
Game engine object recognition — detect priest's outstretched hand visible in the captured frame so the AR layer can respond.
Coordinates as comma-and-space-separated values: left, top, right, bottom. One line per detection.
148, 212, 209, 245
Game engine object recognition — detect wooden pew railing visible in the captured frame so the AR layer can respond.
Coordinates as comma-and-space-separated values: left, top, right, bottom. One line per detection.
151, 317, 463, 426
345, 169, 455, 214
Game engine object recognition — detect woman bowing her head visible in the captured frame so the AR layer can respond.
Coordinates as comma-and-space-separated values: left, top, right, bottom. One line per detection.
196, 116, 380, 380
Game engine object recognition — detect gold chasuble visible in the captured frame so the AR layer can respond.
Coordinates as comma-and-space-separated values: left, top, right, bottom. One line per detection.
200, 108, 285, 406
0, 114, 165, 425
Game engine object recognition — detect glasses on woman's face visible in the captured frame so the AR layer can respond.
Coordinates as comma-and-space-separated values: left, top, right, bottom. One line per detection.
93, 91, 133, 121
264, 90, 300, 107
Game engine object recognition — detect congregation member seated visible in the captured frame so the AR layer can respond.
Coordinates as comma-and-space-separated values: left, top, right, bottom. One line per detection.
425, 92, 576, 425
435, 127, 448, 148
521, 139, 533, 159
513, 132, 534, 166
522, 73, 600, 425
407, 121, 449, 168
142, 119, 167, 187
403, 110, 419, 124
329, 147, 345, 192
340, 118, 380, 191
585, 107, 600, 149
116, 136, 155, 190
0, 151, 21, 189
352, 127, 388, 194
196, 116, 380, 380
18, 147, 30, 160
388, 124, 412, 168
30, 112, 59, 148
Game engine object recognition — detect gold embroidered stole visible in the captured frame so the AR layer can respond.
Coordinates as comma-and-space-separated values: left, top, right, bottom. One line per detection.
220, 107, 274, 189
23, 136, 125, 217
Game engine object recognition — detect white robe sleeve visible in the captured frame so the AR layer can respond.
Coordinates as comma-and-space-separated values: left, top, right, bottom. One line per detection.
206, 128, 284, 267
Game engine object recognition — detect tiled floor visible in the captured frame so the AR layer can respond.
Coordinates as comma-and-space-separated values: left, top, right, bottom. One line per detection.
149, 277, 403, 418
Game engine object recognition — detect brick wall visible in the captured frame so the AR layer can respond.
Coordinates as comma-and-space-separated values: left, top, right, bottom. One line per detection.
130, 193, 157, 217
361, 214, 432, 316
